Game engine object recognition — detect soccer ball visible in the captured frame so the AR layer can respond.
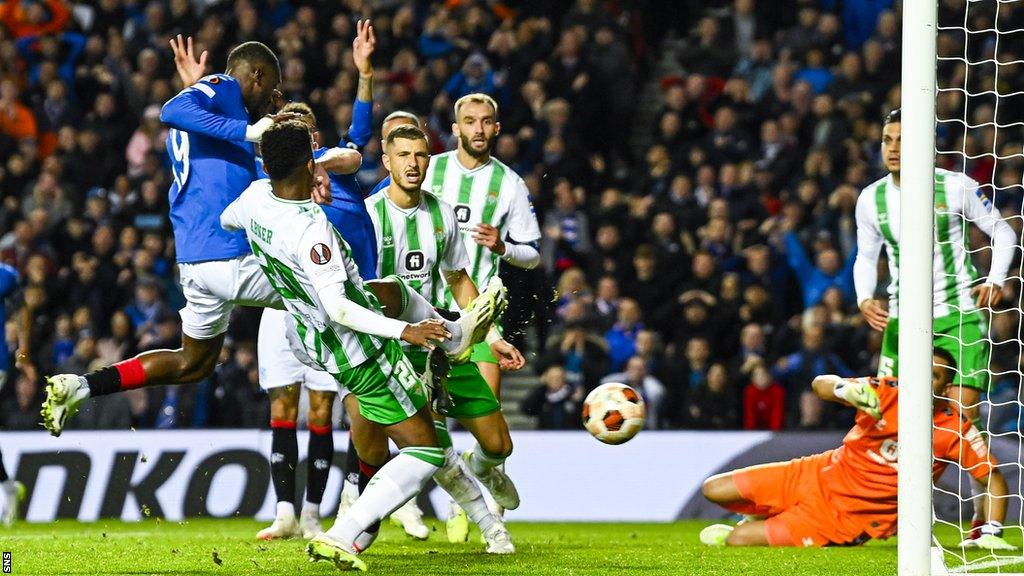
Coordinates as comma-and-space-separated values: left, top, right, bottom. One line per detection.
582, 383, 645, 445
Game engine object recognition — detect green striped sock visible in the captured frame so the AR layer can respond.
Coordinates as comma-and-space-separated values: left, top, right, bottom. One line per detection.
400, 446, 445, 467
433, 420, 453, 449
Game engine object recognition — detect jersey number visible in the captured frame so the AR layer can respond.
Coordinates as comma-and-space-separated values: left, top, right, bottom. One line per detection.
169, 129, 190, 188
250, 242, 315, 306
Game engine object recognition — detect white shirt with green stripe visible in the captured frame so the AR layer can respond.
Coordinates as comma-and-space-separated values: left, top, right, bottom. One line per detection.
854, 168, 1015, 319
222, 179, 386, 373
423, 151, 541, 307
365, 190, 470, 307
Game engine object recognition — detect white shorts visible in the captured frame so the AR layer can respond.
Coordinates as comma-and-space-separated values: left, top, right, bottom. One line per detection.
178, 254, 283, 340
258, 308, 340, 392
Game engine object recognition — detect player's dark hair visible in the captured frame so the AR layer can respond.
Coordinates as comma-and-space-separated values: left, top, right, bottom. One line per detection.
933, 347, 957, 371
883, 108, 901, 125
385, 124, 428, 148
261, 120, 312, 181
227, 41, 280, 75
280, 102, 317, 129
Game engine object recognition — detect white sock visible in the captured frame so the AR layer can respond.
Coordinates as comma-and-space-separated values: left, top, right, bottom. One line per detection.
326, 449, 442, 545
434, 449, 496, 533
276, 501, 296, 522
301, 500, 319, 519
467, 444, 505, 475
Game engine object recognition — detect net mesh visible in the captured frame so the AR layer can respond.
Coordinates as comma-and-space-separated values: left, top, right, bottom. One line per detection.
933, 0, 1024, 572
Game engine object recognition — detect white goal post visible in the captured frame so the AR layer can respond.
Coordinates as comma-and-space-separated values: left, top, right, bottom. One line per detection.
899, 2, 938, 576
902, 2, 1024, 575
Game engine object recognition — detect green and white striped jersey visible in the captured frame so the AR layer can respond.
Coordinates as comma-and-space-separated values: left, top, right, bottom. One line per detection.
854, 168, 1015, 318
365, 190, 470, 307
423, 151, 541, 306
222, 179, 385, 373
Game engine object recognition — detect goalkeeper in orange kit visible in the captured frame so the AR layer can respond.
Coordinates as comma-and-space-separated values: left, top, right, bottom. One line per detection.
700, 348, 1013, 550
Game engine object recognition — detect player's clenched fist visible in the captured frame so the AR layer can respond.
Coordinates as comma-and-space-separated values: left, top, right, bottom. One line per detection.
401, 319, 451, 350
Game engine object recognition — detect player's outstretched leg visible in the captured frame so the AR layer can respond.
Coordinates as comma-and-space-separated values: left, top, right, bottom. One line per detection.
42, 334, 225, 436
369, 276, 506, 363
336, 385, 431, 540
258, 386, 302, 541
432, 420, 514, 553
308, 406, 442, 570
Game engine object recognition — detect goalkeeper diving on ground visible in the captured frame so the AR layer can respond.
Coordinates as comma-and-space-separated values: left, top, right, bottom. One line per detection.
700, 348, 1013, 550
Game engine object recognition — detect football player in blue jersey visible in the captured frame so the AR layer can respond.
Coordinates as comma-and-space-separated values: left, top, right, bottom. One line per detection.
40, 39, 296, 436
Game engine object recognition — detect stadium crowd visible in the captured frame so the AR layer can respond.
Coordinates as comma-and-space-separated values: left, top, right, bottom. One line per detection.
0, 0, 1018, 432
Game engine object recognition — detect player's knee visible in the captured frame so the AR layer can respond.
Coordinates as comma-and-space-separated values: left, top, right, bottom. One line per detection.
177, 349, 218, 383
702, 474, 730, 503
360, 442, 389, 466
269, 386, 300, 422
307, 393, 334, 427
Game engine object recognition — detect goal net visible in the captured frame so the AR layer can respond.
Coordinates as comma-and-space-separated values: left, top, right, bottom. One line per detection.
912, 0, 1024, 574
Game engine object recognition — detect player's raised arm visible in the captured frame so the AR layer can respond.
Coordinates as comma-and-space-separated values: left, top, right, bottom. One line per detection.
160, 75, 251, 143
812, 375, 881, 419
348, 19, 376, 148
960, 176, 1016, 308
316, 147, 362, 175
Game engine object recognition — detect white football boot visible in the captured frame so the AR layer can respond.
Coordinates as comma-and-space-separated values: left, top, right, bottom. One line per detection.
41, 374, 91, 437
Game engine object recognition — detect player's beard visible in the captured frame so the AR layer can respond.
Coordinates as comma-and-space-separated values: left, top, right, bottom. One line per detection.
459, 132, 495, 160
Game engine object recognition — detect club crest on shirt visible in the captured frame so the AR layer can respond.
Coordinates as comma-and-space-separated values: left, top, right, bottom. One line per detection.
454, 205, 471, 223
486, 190, 498, 204
382, 235, 394, 248
310, 243, 332, 265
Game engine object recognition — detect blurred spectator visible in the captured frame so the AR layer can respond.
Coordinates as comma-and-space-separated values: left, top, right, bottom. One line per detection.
602, 356, 666, 429
542, 178, 592, 272
522, 365, 582, 430
539, 318, 609, 393
2, 373, 41, 429
686, 363, 739, 430
781, 230, 856, 308
605, 297, 643, 372
743, 363, 785, 431
773, 323, 854, 428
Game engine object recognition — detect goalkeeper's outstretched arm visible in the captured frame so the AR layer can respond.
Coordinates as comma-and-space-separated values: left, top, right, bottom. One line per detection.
812, 375, 882, 419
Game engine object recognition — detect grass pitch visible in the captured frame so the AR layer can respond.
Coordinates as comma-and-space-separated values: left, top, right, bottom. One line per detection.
3, 518, 1022, 575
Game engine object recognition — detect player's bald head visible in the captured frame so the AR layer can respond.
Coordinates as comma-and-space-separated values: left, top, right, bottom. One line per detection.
382, 111, 421, 139
261, 120, 313, 180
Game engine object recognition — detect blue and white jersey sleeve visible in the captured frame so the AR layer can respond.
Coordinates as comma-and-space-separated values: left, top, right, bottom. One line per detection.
161, 74, 248, 143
